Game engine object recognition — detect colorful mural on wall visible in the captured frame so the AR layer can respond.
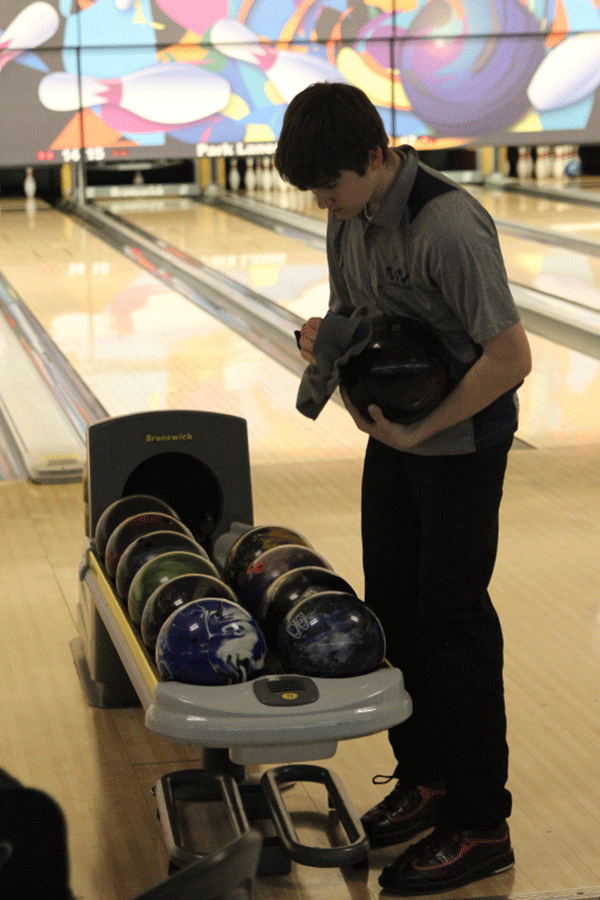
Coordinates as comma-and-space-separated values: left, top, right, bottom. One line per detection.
1, 0, 600, 165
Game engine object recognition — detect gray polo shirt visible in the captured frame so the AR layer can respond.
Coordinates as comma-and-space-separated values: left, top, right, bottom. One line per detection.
326, 145, 522, 455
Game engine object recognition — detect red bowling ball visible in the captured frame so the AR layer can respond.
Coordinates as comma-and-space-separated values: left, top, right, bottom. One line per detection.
223, 524, 312, 595
94, 494, 179, 559
237, 544, 333, 617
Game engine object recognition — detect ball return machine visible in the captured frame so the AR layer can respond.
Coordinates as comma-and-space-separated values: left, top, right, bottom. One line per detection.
73, 411, 412, 874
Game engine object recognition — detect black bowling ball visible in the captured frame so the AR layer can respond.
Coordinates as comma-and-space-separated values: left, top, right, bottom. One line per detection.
340, 316, 456, 424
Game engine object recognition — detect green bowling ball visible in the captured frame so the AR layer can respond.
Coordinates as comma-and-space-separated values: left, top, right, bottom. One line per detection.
127, 550, 221, 626
116, 531, 203, 601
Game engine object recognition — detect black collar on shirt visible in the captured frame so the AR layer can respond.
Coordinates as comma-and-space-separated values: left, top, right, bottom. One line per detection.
365, 146, 419, 227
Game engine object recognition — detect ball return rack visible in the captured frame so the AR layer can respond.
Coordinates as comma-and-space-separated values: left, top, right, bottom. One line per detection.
73, 411, 412, 875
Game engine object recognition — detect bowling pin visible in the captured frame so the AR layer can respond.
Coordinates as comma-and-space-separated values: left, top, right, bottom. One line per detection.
517, 147, 533, 179
262, 156, 272, 191
38, 63, 231, 127
552, 145, 565, 179
0, 2, 59, 71
255, 157, 264, 190
228, 158, 240, 190
273, 158, 287, 192
270, 157, 282, 191
527, 33, 600, 112
535, 146, 551, 180
25, 197, 37, 228
209, 18, 346, 103
133, 170, 144, 185
245, 156, 256, 191
24, 166, 36, 198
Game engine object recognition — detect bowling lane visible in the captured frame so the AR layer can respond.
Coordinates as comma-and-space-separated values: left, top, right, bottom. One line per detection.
468, 185, 600, 315
469, 183, 600, 246
104, 195, 600, 450
500, 174, 600, 210
102, 195, 330, 323
262, 180, 600, 313
113, 186, 600, 315
0, 201, 367, 468
263, 174, 600, 246
466, 187, 600, 314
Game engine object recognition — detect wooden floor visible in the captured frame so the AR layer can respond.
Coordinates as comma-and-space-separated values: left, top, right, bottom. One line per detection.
0, 441, 599, 900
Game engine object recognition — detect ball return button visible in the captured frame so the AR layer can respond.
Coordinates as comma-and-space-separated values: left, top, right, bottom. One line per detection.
253, 674, 319, 706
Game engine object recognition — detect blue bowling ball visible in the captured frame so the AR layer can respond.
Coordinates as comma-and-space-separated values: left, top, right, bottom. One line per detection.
155, 598, 266, 685
277, 591, 386, 678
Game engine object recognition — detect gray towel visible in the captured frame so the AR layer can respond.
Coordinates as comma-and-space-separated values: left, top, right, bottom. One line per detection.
296, 309, 378, 419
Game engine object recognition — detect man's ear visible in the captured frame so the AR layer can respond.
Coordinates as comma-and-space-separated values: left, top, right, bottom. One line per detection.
369, 147, 383, 170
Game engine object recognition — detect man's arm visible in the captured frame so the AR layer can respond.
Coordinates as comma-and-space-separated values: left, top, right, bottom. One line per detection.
341, 320, 532, 450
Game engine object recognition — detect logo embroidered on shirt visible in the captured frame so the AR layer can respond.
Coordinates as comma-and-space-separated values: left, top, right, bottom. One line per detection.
386, 266, 410, 284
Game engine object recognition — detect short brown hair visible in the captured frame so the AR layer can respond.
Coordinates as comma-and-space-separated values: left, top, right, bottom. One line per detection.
274, 82, 389, 190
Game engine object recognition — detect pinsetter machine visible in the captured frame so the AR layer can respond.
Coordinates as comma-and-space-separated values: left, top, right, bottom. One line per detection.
74, 410, 412, 874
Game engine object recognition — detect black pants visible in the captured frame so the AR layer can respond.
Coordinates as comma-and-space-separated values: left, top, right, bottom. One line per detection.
361, 437, 513, 831
0, 770, 71, 898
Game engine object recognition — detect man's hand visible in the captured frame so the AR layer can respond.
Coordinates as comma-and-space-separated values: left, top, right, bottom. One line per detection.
298, 317, 323, 364
339, 321, 532, 451
340, 386, 426, 450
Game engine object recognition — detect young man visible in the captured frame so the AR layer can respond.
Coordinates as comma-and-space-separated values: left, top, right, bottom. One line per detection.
275, 82, 531, 895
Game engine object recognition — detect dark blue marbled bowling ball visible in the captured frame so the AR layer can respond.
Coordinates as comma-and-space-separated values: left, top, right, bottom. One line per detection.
258, 566, 356, 653
277, 592, 386, 678
155, 598, 266, 685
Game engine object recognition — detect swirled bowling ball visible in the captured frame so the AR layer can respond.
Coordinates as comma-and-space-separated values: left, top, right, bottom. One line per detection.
340, 316, 455, 424
277, 592, 386, 678
396, 0, 546, 136
128, 550, 221, 626
105, 513, 194, 579
223, 525, 312, 595
141, 573, 238, 650
155, 598, 266, 685
115, 531, 204, 601
94, 494, 179, 559
258, 566, 357, 652
238, 544, 333, 617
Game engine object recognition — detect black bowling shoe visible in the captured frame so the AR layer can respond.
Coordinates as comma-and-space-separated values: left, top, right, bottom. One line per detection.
361, 781, 446, 848
378, 821, 515, 894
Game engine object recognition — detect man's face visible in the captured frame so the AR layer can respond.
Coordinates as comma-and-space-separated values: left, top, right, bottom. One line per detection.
310, 166, 376, 219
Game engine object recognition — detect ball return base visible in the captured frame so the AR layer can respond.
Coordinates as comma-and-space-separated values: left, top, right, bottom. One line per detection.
154, 762, 369, 875
75, 410, 413, 876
